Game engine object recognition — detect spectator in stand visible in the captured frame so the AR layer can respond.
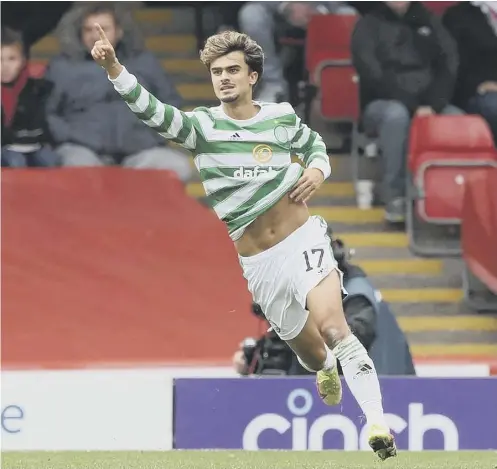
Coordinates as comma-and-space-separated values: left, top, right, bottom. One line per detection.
238, 1, 356, 102
1, 28, 60, 168
443, 1, 497, 144
44, 3, 192, 180
351, 1, 461, 223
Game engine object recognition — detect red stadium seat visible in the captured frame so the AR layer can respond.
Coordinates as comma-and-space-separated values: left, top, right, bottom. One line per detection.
306, 14, 358, 85
305, 14, 359, 121
461, 167, 497, 311
407, 115, 497, 256
301, 14, 358, 123
317, 65, 359, 122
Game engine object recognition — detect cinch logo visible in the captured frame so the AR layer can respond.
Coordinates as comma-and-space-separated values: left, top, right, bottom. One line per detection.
234, 166, 276, 179
242, 388, 459, 451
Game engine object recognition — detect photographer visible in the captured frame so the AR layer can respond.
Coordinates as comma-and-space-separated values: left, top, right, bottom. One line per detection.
233, 233, 416, 376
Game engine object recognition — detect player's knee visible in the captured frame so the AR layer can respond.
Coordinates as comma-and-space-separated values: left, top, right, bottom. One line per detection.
320, 323, 351, 350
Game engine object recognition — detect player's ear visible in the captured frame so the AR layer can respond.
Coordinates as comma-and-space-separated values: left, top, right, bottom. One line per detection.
248, 70, 258, 86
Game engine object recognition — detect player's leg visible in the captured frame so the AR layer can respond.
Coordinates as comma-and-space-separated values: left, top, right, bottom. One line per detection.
284, 310, 342, 405
237, 223, 342, 405
306, 270, 396, 460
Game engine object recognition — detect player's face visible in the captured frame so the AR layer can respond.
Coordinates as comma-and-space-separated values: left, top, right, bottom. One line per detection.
386, 1, 411, 15
1, 43, 25, 84
210, 51, 258, 104
82, 12, 123, 51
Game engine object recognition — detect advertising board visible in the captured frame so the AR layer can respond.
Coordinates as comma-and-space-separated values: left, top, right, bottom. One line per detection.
174, 377, 497, 451
2, 369, 173, 450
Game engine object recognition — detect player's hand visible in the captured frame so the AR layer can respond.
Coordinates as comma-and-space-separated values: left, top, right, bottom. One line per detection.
416, 106, 434, 117
91, 23, 121, 74
478, 81, 497, 94
232, 350, 248, 375
290, 167, 324, 204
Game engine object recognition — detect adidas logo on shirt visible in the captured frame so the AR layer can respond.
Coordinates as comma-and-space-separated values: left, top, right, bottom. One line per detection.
229, 132, 242, 140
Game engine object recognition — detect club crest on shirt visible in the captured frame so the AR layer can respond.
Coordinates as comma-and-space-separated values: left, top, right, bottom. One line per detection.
252, 144, 273, 163
274, 125, 289, 144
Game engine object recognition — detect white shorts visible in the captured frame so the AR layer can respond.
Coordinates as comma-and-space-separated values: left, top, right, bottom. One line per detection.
238, 215, 346, 341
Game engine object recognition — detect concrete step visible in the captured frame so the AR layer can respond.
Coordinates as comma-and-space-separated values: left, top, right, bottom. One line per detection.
334, 232, 408, 248
134, 7, 174, 25
163, 59, 207, 80
355, 258, 443, 276
325, 221, 402, 234
408, 330, 497, 345
410, 343, 497, 359
31, 34, 198, 57
135, 5, 223, 35
390, 302, 470, 317
351, 245, 428, 259
309, 206, 384, 224
398, 315, 497, 333
311, 196, 359, 207
146, 35, 197, 56
370, 274, 462, 290
379, 288, 463, 303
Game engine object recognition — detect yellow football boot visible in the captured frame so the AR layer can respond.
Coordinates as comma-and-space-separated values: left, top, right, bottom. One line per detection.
368, 424, 397, 460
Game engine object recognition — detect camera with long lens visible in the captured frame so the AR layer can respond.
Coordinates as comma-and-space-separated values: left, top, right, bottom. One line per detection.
242, 303, 294, 375
242, 331, 293, 375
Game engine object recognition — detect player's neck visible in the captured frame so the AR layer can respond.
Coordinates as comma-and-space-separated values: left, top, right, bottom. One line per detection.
222, 99, 260, 121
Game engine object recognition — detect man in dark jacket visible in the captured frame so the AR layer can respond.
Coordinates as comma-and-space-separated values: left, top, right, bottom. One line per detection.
443, 1, 497, 143
45, 3, 191, 180
351, 1, 461, 223
1, 28, 60, 168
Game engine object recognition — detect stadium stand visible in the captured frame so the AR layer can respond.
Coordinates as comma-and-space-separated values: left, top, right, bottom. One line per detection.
4, 3, 497, 373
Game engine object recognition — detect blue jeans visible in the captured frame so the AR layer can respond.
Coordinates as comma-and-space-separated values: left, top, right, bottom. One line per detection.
467, 92, 497, 144
1, 147, 60, 168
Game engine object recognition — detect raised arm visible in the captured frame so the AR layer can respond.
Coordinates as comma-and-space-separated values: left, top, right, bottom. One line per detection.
91, 23, 198, 151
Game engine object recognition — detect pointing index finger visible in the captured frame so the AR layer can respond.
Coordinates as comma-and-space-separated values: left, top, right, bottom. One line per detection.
95, 23, 108, 42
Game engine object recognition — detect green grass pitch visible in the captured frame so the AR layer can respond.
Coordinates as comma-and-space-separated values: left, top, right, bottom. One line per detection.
2, 451, 497, 469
